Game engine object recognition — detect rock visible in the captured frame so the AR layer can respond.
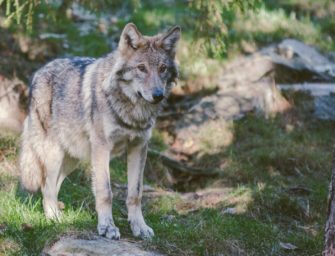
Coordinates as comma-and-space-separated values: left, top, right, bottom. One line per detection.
314, 94, 335, 120
43, 236, 163, 256
278, 83, 335, 120
169, 54, 290, 158
222, 207, 237, 215
279, 242, 298, 250
278, 83, 335, 96
262, 38, 335, 82
173, 118, 233, 156
161, 38, 335, 170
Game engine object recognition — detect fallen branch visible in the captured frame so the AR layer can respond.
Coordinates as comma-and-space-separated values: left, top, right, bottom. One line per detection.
148, 149, 220, 176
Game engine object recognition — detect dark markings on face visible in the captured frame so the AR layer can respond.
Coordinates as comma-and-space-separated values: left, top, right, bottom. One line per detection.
123, 46, 178, 97
116, 65, 135, 83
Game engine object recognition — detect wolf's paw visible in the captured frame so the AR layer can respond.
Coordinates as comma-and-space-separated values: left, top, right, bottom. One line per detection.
97, 223, 121, 240
44, 203, 62, 221
130, 220, 154, 239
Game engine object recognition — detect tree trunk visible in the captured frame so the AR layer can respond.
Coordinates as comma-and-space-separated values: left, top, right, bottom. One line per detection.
324, 146, 335, 255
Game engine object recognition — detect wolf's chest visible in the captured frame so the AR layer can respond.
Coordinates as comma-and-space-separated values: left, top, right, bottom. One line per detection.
109, 133, 128, 156
107, 128, 151, 157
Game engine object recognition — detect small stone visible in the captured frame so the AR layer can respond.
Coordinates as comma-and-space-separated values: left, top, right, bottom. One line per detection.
160, 215, 175, 222
58, 201, 65, 210
143, 184, 155, 192
279, 242, 298, 250
285, 124, 294, 133
21, 223, 33, 231
222, 207, 237, 215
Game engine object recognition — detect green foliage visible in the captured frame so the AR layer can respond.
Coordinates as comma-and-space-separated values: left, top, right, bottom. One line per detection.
1, 0, 334, 58
0, 0, 262, 57
188, 0, 262, 57
0, 0, 38, 31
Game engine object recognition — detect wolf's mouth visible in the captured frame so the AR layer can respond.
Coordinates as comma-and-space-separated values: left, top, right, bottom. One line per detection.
137, 91, 162, 104
137, 91, 143, 98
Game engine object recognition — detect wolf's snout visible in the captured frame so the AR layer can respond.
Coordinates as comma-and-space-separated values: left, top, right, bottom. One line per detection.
152, 88, 164, 103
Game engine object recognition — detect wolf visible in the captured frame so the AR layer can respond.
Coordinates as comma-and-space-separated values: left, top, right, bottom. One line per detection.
19, 23, 180, 240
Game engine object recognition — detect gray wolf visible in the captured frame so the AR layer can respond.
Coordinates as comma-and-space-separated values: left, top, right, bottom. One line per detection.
19, 23, 180, 240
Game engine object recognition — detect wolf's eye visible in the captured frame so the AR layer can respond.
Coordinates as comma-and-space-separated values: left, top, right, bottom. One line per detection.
137, 64, 147, 73
159, 64, 167, 73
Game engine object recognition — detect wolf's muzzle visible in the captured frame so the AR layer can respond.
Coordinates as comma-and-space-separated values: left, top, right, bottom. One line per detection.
152, 88, 164, 103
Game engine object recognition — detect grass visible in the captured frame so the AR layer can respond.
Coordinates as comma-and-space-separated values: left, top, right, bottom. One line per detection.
0, 91, 333, 255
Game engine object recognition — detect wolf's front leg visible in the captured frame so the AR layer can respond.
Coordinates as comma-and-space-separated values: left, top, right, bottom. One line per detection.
127, 142, 154, 239
91, 143, 120, 240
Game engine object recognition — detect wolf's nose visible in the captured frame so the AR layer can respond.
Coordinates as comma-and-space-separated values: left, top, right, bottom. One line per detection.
152, 89, 164, 103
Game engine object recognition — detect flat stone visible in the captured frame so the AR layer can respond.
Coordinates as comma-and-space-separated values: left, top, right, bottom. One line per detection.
43, 236, 163, 256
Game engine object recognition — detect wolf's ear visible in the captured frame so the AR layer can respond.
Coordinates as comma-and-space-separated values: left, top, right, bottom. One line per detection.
159, 26, 181, 55
119, 23, 143, 51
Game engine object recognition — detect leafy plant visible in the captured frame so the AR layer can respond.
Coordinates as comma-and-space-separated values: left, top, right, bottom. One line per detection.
0, 0, 262, 56
188, 0, 262, 57
0, 0, 38, 31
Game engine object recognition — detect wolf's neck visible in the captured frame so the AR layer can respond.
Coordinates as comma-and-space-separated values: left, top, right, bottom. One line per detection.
105, 82, 161, 131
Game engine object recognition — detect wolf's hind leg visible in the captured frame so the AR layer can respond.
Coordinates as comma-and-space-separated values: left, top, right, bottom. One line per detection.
40, 144, 64, 220
127, 142, 154, 239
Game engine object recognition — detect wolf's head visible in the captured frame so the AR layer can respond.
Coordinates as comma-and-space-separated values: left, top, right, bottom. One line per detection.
113, 23, 181, 105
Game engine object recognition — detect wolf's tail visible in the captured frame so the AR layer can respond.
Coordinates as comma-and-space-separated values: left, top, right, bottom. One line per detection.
19, 118, 43, 192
